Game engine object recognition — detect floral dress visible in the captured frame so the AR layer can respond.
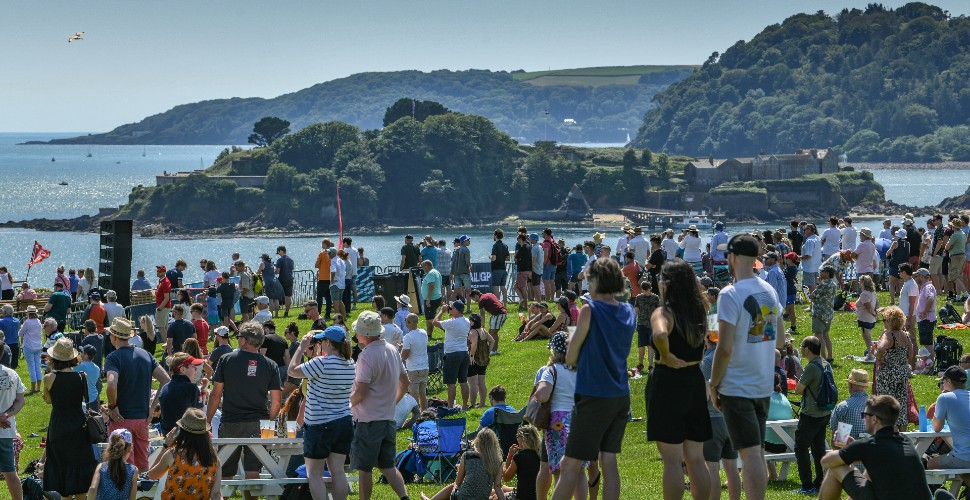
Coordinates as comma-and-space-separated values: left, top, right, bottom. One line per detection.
161, 450, 217, 498
875, 331, 910, 428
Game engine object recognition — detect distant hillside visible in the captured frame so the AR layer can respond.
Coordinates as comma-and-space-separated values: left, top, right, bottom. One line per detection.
40, 66, 694, 145
633, 2, 970, 162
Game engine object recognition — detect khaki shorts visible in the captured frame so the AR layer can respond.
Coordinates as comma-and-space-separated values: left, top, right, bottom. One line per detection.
408, 369, 429, 386
948, 254, 966, 282
930, 255, 944, 275
154, 307, 170, 340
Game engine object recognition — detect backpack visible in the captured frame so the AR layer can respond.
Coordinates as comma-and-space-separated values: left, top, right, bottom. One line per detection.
253, 272, 263, 294
280, 483, 313, 500
21, 475, 44, 500
940, 304, 962, 324
935, 335, 964, 372
833, 291, 847, 311
548, 241, 561, 266
809, 358, 838, 411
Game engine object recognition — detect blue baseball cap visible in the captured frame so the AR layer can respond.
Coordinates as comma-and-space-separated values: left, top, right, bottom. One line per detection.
314, 326, 347, 343
458, 235, 469, 243
529, 233, 539, 241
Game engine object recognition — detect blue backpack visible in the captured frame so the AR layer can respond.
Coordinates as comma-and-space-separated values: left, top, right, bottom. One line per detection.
810, 359, 838, 411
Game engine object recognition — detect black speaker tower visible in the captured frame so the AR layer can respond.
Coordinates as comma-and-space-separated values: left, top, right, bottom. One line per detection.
98, 220, 133, 306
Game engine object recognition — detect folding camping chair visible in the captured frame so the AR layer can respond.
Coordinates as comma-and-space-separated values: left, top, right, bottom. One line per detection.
419, 418, 466, 484
427, 342, 445, 394
491, 408, 525, 457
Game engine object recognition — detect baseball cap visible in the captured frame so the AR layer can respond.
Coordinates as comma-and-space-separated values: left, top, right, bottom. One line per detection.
80, 344, 97, 359
942, 366, 968, 383
764, 251, 778, 261
156, 265, 167, 273
914, 268, 930, 277
255, 296, 270, 305
529, 233, 539, 241
717, 234, 759, 257
458, 235, 469, 243
451, 300, 465, 312
784, 252, 799, 262
314, 325, 347, 343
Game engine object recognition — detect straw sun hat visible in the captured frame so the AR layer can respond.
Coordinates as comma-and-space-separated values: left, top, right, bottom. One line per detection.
176, 408, 210, 435
47, 337, 78, 362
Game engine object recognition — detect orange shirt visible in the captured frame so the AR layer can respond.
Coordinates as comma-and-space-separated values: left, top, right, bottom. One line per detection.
88, 303, 107, 333
622, 262, 642, 296
315, 251, 332, 281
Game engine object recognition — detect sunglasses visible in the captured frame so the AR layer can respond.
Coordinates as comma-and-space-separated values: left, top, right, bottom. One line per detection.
860, 412, 874, 419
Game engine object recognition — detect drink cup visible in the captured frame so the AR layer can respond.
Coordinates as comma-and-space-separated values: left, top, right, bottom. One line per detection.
260, 420, 276, 439
834, 422, 852, 448
286, 421, 298, 438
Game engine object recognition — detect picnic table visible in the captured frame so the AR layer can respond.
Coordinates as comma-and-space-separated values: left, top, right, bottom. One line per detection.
764, 418, 800, 480
902, 429, 968, 496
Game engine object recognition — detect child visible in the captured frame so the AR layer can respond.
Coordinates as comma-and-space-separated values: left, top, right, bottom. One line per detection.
86, 428, 138, 499
421, 428, 505, 500
216, 272, 237, 328
914, 347, 934, 375
189, 303, 210, 356
74, 345, 101, 411
205, 287, 220, 326
783, 252, 800, 334
810, 265, 838, 362
499, 425, 542, 500
394, 295, 411, 333
634, 279, 660, 373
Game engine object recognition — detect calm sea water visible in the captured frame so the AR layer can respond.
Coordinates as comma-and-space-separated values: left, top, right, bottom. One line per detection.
0, 133, 965, 286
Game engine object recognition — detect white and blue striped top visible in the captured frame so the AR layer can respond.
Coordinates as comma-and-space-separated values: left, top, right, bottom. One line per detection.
300, 355, 356, 425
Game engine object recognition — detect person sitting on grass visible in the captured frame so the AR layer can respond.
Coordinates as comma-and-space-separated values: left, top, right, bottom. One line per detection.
498, 425, 542, 500
515, 302, 558, 342
818, 395, 935, 500
421, 428, 506, 500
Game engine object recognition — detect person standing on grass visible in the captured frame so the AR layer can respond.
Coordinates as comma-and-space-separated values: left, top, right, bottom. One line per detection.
433, 300, 471, 409
700, 331, 741, 500
314, 239, 334, 320
800, 224, 823, 294
470, 289, 506, 355
792, 336, 832, 495
153, 265, 172, 344
914, 268, 937, 366
402, 313, 429, 411
0, 354, 25, 500
648, 260, 712, 500
348, 311, 411, 500
810, 266, 837, 363
634, 279, 660, 374
0, 306, 19, 370
421, 260, 443, 338
491, 228, 511, 304
552, 257, 635, 500
855, 275, 879, 359
898, 262, 919, 350
708, 234, 785, 500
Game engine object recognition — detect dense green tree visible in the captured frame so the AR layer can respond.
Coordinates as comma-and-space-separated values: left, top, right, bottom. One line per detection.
247, 117, 291, 147
273, 122, 360, 173
656, 153, 670, 181
383, 98, 450, 126
640, 148, 652, 167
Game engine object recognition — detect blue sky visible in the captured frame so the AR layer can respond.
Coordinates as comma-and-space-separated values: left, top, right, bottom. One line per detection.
2, 0, 967, 132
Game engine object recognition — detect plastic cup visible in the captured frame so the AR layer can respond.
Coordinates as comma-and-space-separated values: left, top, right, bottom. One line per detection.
834, 422, 852, 448
260, 420, 276, 439
286, 421, 298, 439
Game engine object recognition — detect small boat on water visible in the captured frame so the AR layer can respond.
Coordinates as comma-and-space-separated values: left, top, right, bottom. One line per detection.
672, 211, 715, 230
58, 181, 68, 186
86, 146, 92, 158
51, 157, 55, 162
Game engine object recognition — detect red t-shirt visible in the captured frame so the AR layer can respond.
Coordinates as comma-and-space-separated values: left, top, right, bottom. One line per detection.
622, 262, 642, 296
155, 277, 172, 308
542, 238, 553, 265
88, 303, 107, 333
192, 319, 210, 355
477, 293, 507, 316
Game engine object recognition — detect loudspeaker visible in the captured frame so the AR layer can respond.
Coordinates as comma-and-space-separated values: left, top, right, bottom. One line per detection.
371, 272, 411, 310
98, 220, 133, 306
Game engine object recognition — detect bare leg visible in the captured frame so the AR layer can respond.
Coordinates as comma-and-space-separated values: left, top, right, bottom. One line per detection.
551, 458, 583, 500
737, 445, 767, 500
537, 462, 552, 500
721, 458, 741, 500
2, 471, 22, 500
460, 382, 469, 408
861, 327, 873, 355
657, 442, 686, 499
598, 453, 620, 500
447, 384, 457, 407
467, 374, 480, 407
305, 457, 330, 500
380, 466, 408, 499
818, 465, 851, 500
421, 483, 456, 500
706, 461, 722, 500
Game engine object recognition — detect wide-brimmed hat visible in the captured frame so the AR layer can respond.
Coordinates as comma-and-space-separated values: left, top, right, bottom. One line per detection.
47, 337, 78, 362
395, 294, 413, 309
688, 224, 698, 231
176, 408, 210, 435
918, 347, 932, 357
846, 369, 870, 386
25, 305, 38, 314
548, 331, 568, 353
859, 227, 873, 238
592, 232, 606, 244
352, 310, 383, 337
108, 317, 136, 339
633, 226, 643, 235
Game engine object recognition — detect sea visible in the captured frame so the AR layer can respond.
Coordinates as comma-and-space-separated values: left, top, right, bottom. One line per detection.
1, 132, 968, 285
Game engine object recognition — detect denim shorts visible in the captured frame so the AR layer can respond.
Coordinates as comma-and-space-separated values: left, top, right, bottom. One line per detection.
0, 438, 14, 473
490, 269, 508, 287
542, 264, 556, 280
453, 274, 472, 289
304, 415, 354, 459
329, 284, 344, 304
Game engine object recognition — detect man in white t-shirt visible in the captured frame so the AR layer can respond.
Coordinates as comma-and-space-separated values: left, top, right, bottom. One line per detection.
432, 301, 471, 408
342, 237, 359, 311
661, 229, 679, 260
821, 216, 843, 260
628, 227, 649, 265
801, 224, 823, 292
0, 363, 25, 499
853, 228, 877, 278
841, 217, 858, 251
378, 307, 403, 349
614, 226, 632, 261
253, 296, 273, 324
709, 234, 785, 500
401, 314, 429, 410
898, 263, 919, 335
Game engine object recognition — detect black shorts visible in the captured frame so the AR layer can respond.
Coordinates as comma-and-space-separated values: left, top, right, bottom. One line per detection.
918, 320, 937, 346
441, 275, 451, 287
647, 365, 712, 444
239, 296, 254, 314
350, 420, 397, 471
530, 272, 541, 286
424, 298, 442, 321
703, 415, 738, 462
467, 364, 487, 377
719, 395, 770, 450
442, 351, 469, 384
636, 324, 652, 348
857, 320, 876, 330
565, 394, 630, 461
304, 416, 353, 459
220, 421, 262, 475
841, 468, 876, 500
280, 279, 294, 297
555, 271, 568, 291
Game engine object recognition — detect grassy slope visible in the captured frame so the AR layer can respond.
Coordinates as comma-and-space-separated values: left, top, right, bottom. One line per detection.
13, 291, 947, 499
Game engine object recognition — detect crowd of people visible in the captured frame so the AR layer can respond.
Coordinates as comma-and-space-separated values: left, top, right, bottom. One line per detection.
0, 212, 968, 499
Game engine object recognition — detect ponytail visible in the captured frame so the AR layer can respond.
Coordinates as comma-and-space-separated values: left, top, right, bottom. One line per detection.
329, 338, 353, 360
104, 432, 131, 490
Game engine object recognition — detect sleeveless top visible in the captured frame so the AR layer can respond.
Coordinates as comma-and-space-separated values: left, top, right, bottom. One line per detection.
162, 450, 217, 498
660, 310, 705, 363
96, 462, 136, 500
454, 451, 494, 500
575, 299, 636, 398
471, 329, 491, 367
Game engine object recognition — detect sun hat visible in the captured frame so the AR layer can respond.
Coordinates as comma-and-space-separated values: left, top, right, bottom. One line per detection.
633, 226, 643, 234
846, 369, 870, 386
918, 347, 932, 357
314, 325, 347, 343
717, 234, 759, 257
859, 227, 872, 238
395, 294, 413, 309
108, 317, 136, 339
255, 296, 270, 305
109, 428, 133, 444
176, 408, 210, 435
352, 310, 383, 337
688, 224, 698, 231
47, 337, 78, 362
25, 305, 38, 314
548, 331, 568, 353
895, 229, 907, 238
213, 326, 232, 338
592, 232, 606, 244
714, 221, 724, 230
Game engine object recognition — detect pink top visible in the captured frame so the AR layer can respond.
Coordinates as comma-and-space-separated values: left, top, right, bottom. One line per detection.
352, 340, 403, 422
568, 303, 579, 324
916, 282, 937, 322
855, 290, 878, 323
16, 289, 37, 301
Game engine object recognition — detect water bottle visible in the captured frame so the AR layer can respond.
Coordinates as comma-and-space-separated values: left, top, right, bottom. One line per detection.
919, 405, 928, 432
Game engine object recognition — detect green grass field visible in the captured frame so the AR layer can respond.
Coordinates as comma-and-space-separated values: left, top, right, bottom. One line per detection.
11, 291, 952, 499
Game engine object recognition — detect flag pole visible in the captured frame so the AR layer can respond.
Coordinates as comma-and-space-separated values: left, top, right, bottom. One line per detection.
336, 181, 344, 250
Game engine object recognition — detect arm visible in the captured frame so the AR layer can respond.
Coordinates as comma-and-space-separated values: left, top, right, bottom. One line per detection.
502, 449, 519, 481
401, 348, 411, 361
87, 463, 102, 500
150, 364, 170, 411
431, 307, 447, 329
651, 308, 685, 368
206, 382, 223, 422
288, 334, 312, 378
565, 305, 591, 367
468, 330, 478, 361
42, 373, 54, 404
128, 467, 139, 500
534, 379, 553, 404
396, 370, 409, 404
146, 447, 175, 480
933, 415, 945, 432
268, 389, 281, 420
820, 449, 846, 469
707, 320, 736, 411
44, 301, 52, 313
350, 381, 369, 407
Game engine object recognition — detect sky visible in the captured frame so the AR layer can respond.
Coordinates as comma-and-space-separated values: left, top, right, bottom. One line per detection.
2, 0, 968, 133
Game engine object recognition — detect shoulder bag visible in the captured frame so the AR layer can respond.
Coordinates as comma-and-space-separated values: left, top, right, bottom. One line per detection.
79, 372, 108, 444
524, 365, 557, 430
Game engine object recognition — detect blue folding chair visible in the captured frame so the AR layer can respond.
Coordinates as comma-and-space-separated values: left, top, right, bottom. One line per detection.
419, 417, 466, 484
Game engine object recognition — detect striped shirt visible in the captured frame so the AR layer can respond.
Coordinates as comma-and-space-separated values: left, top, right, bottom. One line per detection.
300, 355, 355, 425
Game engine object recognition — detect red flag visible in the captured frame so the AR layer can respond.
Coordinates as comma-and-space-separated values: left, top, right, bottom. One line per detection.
336, 182, 344, 250
29, 241, 51, 267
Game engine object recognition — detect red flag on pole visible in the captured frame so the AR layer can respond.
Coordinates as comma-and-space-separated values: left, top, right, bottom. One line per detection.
29, 241, 51, 267
336, 182, 344, 250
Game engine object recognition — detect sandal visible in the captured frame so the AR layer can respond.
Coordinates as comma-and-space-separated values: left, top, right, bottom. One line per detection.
588, 470, 601, 488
